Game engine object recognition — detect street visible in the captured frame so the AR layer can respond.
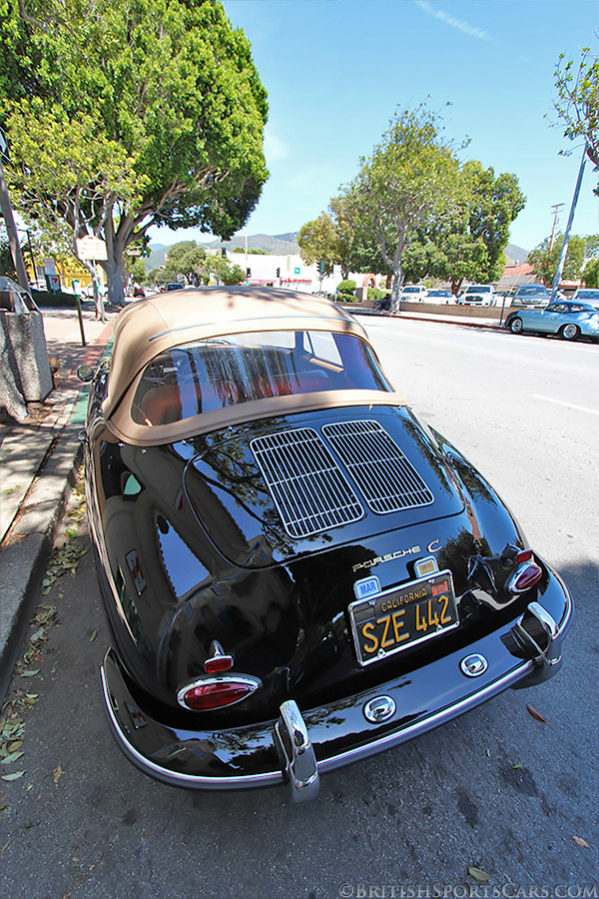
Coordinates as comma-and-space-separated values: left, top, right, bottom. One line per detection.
0, 317, 597, 898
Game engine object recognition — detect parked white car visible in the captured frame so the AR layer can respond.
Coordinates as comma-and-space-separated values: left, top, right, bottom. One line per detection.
457, 285, 495, 306
571, 288, 599, 309
399, 285, 427, 303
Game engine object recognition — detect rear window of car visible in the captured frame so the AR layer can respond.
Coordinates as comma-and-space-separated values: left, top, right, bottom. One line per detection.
131, 330, 392, 426
517, 286, 547, 296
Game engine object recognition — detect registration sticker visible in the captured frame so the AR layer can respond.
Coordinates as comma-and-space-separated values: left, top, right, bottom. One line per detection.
353, 575, 382, 601
348, 570, 459, 667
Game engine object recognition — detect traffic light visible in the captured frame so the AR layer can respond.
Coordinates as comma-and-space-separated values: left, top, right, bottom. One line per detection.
318, 259, 325, 276
221, 248, 227, 258
246, 267, 251, 278
276, 267, 281, 278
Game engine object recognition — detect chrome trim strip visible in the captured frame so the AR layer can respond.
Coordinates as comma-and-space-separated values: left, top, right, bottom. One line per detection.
317, 661, 534, 775
99, 592, 573, 791
100, 666, 283, 789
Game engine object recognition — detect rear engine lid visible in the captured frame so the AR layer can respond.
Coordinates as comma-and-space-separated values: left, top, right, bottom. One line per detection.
183, 405, 465, 569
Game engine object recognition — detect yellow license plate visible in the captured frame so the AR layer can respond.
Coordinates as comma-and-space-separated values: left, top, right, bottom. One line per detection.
348, 570, 459, 667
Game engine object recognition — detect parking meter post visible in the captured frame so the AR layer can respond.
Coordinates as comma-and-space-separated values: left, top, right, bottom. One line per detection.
75, 295, 87, 346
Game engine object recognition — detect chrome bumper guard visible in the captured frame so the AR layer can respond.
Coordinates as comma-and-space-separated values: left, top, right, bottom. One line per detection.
101, 585, 571, 799
509, 601, 563, 686
273, 700, 320, 802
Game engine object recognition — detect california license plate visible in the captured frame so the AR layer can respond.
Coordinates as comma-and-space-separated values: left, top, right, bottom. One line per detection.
348, 570, 459, 667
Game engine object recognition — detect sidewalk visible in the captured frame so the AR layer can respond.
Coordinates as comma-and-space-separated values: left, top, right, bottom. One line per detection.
0, 306, 116, 699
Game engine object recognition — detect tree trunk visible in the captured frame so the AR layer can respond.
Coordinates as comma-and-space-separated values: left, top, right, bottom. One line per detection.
102, 245, 126, 308
390, 268, 403, 314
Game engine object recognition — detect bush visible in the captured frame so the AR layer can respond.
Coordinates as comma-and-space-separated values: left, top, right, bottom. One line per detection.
367, 287, 389, 303
336, 279, 356, 296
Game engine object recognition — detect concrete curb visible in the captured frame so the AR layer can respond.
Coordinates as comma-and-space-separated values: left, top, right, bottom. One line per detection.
341, 305, 506, 331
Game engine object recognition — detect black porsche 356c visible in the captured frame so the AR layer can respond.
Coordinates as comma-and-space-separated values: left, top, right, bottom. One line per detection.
80, 287, 572, 801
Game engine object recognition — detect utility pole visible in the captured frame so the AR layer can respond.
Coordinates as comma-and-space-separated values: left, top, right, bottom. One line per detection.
551, 143, 587, 303
548, 203, 564, 252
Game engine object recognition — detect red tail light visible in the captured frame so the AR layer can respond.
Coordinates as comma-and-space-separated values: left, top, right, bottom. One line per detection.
177, 675, 261, 711
507, 554, 543, 595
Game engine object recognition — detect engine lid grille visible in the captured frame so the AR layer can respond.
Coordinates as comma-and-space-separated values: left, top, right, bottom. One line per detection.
250, 428, 364, 539
322, 419, 434, 514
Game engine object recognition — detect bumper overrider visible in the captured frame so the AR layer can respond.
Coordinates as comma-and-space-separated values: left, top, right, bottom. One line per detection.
100, 574, 572, 802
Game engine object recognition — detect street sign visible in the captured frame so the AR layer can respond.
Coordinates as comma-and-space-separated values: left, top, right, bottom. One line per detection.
294, 267, 301, 275
76, 235, 107, 261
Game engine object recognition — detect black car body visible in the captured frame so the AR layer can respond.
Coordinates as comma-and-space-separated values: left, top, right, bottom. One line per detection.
81, 287, 572, 800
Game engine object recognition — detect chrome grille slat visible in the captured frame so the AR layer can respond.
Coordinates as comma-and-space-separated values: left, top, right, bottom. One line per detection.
322, 420, 434, 514
250, 429, 363, 538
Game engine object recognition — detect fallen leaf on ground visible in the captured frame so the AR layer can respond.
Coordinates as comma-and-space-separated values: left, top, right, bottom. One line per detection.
526, 703, 548, 723
573, 836, 590, 849
2, 771, 25, 781
1, 751, 24, 765
468, 867, 492, 882
89, 630, 97, 643
53, 763, 63, 785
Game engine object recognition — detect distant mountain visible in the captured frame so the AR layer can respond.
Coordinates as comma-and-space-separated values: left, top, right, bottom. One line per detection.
505, 243, 528, 265
145, 244, 169, 271
146, 233, 526, 270
206, 232, 300, 255
144, 233, 301, 272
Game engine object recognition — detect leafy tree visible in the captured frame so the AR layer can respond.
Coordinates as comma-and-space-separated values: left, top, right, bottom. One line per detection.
0, 233, 16, 279
298, 213, 337, 276
129, 258, 148, 284
582, 257, 599, 287
207, 256, 245, 285
528, 233, 586, 285
328, 190, 368, 280
342, 105, 464, 311
2, 0, 268, 307
162, 241, 208, 285
553, 41, 599, 174
414, 161, 524, 293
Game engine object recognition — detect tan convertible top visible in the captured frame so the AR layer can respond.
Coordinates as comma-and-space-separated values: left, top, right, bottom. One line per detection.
106, 287, 367, 415
104, 286, 406, 445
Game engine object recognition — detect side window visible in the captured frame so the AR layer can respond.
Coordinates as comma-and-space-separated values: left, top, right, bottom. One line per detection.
545, 304, 558, 313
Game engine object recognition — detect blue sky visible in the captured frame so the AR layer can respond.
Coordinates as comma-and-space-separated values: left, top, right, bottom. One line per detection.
151, 0, 599, 253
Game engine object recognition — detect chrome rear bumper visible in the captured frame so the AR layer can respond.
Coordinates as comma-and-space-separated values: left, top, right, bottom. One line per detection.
100, 585, 572, 802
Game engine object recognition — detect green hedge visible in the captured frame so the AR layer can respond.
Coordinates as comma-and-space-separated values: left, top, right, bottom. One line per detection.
336, 279, 357, 296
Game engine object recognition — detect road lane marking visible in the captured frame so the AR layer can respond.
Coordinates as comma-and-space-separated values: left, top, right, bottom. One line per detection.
532, 394, 599, 416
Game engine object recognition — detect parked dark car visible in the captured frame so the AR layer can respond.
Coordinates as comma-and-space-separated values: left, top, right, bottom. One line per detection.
510, 284, 561, 307
79, 287, 572, 800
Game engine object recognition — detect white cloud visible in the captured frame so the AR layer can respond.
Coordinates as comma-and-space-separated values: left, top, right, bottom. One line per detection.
264, 129, 291, 163
416, 1, 491, 42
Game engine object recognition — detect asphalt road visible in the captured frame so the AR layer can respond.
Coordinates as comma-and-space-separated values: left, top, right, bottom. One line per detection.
1, 318, 597, 898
